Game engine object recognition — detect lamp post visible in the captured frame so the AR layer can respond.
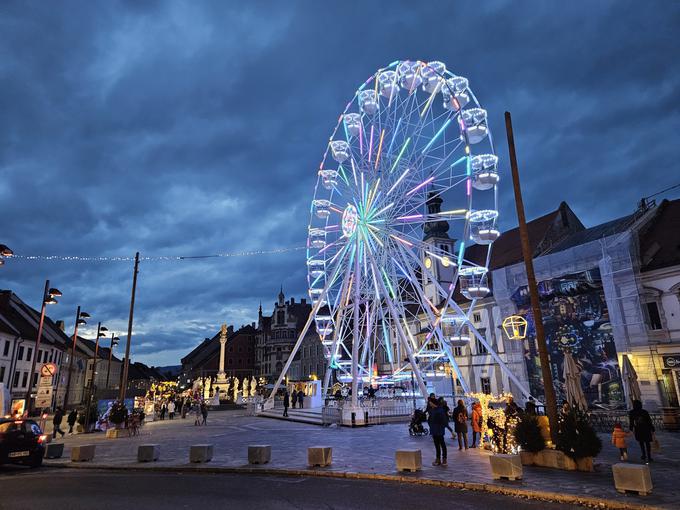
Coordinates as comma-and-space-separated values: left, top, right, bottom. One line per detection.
84, 323, 107, 432
63, 307, 90, 409
119, 252, 140, 403
505, 111, 559, 443
26, 280, 62, 414
105, 334, 120, 389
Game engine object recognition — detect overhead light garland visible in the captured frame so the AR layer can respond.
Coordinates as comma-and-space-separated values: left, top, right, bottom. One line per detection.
7, 246, 306, 263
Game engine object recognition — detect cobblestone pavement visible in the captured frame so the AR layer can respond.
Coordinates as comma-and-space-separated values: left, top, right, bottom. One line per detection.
33, 410, 680, 508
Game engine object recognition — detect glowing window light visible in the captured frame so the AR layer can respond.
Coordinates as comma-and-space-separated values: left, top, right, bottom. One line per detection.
502, 315, 528, 340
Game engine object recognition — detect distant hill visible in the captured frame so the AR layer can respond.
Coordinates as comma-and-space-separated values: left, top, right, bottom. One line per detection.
155, 365, 181, 378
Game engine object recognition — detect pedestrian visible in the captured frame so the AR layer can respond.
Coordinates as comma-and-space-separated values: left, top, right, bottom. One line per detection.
283, 390, 290, 417
160, 402, 167, 420
297, 389, 305, 409
438, 397, 454, 437
629, 400, 655, 463
52, 407, 66, 439
427, 399, 448, 466
471, 402, 483, 448
611, 422, 630, 461
200, 402, 208, 425
194, 401, 201, 426
168, 400, 176, 420
291, 389, 298, 409
452, 399, 469, 450
67, 408, 78, 434
524, 396, 537, 415
505, 396, 521, 418
181, 398, 188, 419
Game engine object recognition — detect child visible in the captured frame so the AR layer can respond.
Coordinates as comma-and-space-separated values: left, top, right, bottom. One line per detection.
612, 422, 630, 461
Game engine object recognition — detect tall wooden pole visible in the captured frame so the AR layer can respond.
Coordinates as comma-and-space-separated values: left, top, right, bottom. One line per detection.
505, 111, 559, 443
118, 252, 140, 403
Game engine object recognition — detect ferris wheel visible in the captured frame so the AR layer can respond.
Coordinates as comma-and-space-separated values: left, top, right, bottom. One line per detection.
269, 59, 531, 405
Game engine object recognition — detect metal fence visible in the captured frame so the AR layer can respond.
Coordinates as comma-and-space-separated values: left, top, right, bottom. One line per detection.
321, 406, 342, 426
588, 411, 664, 433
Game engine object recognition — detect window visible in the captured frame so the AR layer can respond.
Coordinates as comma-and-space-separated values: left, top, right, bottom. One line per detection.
228, 359, 233, 365
37, 350, 42, 363
0, 366, 5, 383
26, 347, 33, 362
645, 302, 663, 330
3, 341, 9, 357
473, 312, 481, 323
13, 371, 20, 387
481, 377, 492, 395
21, 372, 28, 388
453, 346, 463, 357
17, 346, 24, 361
32, 373, 38, 387
475, 335, 488, 355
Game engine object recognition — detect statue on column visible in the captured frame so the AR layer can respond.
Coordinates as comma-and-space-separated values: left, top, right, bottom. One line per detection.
232, 377, 240, 403
216, 324, 229, 400
242, 377, 250, 399
250, 376, 258, 397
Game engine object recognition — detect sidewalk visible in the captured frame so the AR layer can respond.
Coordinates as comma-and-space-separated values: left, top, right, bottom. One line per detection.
43, 410, 678, 509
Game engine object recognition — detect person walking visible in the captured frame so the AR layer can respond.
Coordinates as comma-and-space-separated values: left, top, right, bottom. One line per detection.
452, 399, 469, 450
629, 400, 655, 463
283, 390, 290, 417
52, 407, 66, 439
524, 397, 537, 415
291, 389, 298, 409
160, 402, 167, 421
168, 400, 176, 420
427, 399, 448, 466
297, 389, 305, 409
193, 401, 202, 426
200, 401, 208, 425
67, 409, 78, 434
470, 402, 483, 448
611, 422, 630, 461
438, 397, 454, 438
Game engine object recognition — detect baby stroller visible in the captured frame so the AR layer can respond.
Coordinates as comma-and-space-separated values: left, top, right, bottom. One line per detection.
408, 408, 429, 436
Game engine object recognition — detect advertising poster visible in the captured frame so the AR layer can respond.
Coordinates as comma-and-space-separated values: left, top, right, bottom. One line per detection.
511, 268, 624, 410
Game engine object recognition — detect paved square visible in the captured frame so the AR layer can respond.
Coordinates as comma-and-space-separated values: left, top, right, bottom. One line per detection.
43, 410, 679, 508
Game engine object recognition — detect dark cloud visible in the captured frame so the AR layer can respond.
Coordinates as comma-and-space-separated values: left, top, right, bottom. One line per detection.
1, 0, 678, 364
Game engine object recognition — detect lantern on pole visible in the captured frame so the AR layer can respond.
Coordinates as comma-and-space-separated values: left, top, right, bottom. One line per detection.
502, 315, 528, 340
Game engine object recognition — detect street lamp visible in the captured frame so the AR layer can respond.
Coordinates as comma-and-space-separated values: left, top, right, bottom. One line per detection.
63, 307, 90, 409
84, 322, 107, 432
105, 334, 120, 389
26, 280, 61, 414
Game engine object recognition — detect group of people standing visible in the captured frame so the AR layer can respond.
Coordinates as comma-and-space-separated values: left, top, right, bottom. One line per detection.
282, 389, 305, 417
425, 394, 524, 466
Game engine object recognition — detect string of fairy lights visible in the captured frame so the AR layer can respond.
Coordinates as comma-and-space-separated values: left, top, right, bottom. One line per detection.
4, 245, 306, 263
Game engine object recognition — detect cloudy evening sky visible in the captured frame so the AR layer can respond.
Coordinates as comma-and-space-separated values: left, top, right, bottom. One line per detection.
1, 1, 679, 366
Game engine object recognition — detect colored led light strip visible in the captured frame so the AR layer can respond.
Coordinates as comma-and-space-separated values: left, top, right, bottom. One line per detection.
396, 214, 423, 221
389, 137, 411, 173
368, 125, 374, 163
420, 81, 440, 117
387, 117, 402, 156
389, 234, 414, 247
374, 129, 386, 170
387, 167, 410, 195
422, 118, 452, 155
406, 176, 434, 196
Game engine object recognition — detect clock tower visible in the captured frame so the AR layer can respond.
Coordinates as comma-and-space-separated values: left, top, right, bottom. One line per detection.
422, 193, 456, 304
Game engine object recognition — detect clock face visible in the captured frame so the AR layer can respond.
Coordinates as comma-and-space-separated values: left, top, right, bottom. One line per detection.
424, 257, 432, 269
442, 256, 451, 267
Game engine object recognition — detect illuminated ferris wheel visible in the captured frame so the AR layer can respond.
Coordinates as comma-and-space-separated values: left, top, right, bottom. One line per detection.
270, 60, 527, 403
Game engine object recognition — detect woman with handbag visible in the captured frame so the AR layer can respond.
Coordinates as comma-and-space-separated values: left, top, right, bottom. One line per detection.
629, 400, 655, 463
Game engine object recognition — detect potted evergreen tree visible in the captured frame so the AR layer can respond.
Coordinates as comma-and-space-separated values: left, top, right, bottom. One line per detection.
555, 407, 602, 472
514, 414, 546, 465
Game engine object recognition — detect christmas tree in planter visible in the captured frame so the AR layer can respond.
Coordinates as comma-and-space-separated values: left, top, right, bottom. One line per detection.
556, 407, 601, 469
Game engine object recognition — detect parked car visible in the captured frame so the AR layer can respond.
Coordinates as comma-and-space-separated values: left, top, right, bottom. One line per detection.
0, 418, 47, 468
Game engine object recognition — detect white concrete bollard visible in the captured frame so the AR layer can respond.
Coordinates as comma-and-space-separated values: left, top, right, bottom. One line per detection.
613, 463, 653, 495
308, 446, 332, 467
395, 449, 422, 472
248, 445, 272, 464
71, 444, 96, 462
189, 444, 213, 463
44, 442, 64, 459
489, 453, 523, 480
137, 444, 160, 462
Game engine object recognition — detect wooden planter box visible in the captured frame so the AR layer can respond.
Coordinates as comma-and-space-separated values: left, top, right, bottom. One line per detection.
520, 448, 593, 472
